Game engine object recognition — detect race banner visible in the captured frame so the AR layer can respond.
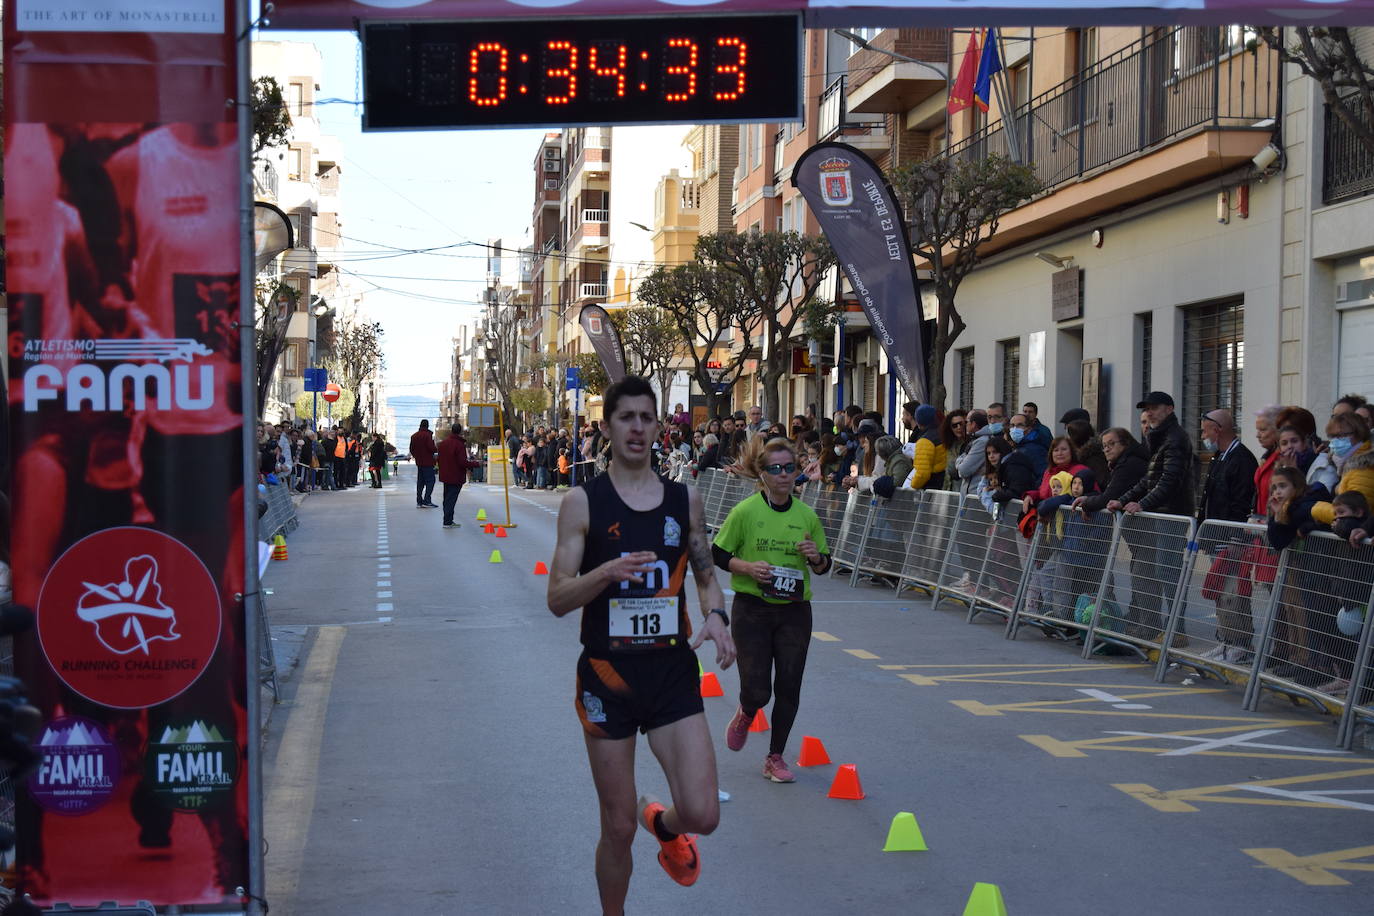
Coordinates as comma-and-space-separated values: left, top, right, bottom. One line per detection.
792, 142, 929, 405
265, 0, 1374, 29
579, 304, 629, 384
4, 2, 249, 907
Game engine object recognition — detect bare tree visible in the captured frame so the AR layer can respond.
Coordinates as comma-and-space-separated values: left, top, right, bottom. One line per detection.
636, 262, 762, 420
610, 306, 680, 406
694, 231, 836, 424
254, 282, 296, 419
329, 314, 385, 432
1258, 26, 1374, 156
482, 305, 522, 429
892, 153, 1042, 409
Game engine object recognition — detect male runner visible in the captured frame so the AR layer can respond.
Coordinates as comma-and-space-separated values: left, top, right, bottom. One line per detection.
547, 375, 735, 916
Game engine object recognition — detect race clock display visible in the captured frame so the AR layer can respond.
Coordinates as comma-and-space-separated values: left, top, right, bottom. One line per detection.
362, 14, 802, 130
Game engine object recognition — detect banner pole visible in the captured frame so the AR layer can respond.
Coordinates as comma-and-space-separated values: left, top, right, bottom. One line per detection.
237, 2, 266, 911
498, 403, 516, 528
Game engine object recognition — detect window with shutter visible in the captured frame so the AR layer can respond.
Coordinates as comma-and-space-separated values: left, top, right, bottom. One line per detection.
1138, 312, 1153, 400
1000, 339, 1020, 411
1182, 298, 1244, 447
958, 347, 975, 411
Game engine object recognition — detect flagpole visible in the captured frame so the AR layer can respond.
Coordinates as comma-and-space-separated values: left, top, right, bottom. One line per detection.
994, 30, 1023, 163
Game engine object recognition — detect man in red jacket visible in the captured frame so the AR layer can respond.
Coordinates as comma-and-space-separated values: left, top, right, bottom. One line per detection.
438, 423, 482, 528
409, 419, 439, 508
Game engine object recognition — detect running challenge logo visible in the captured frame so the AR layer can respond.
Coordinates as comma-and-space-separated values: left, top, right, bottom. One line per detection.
21, 337, 217, 413
38, 527, 222, 709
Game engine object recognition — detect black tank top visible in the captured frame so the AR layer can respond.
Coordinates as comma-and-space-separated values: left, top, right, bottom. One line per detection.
579, 472, 692, 655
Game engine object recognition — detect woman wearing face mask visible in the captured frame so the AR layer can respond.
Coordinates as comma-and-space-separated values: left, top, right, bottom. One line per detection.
1305, 412, 1374, 529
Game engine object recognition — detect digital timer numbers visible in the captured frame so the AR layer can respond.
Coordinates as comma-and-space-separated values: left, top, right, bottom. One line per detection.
461, 37, 749, 109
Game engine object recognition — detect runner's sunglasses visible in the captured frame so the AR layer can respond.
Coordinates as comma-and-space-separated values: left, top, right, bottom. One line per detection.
763, 462, 797, 475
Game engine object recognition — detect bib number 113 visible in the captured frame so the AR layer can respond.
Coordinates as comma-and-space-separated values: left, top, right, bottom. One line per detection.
629, 613, 662, 635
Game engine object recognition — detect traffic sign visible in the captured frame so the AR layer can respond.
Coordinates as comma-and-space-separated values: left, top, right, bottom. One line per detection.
566, 366, 582, 390
303, 367, 328, 392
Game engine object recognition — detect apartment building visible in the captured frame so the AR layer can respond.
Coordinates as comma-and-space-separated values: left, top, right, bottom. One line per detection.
559, 127, 613, 357
721, 23, 1374, 455
253, 40, 353, 426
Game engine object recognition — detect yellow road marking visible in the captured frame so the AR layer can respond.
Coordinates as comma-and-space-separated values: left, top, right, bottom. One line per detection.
1115, 766, 1374, 813
1243, 845, 1374, 886
812, 631, 840, 642
844, 648, 879, 659
265, 626, 346, 915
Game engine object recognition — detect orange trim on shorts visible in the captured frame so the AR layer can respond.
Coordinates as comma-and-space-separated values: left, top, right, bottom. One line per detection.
589, 657, 631, 695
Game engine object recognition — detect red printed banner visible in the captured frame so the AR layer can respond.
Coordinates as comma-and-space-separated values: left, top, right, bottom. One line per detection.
265, 0, 1374, 30
4, 2, 249, 907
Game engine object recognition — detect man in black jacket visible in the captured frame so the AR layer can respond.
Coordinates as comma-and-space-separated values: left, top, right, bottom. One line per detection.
1196, 408, 1259, 661
1108, 391, 1197, 642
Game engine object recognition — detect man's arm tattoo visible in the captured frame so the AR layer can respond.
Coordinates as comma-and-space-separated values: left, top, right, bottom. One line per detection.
689, 526, 714, 578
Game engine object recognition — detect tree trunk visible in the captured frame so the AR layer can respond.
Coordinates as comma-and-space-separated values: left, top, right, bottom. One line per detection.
759, 355, 786, 426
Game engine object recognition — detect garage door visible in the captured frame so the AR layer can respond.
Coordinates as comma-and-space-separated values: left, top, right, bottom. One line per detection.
1339, 306, 1374, 400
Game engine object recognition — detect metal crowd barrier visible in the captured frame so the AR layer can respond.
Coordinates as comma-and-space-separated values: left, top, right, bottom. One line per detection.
258, 478, 300, 542
698, 474, 1374, 749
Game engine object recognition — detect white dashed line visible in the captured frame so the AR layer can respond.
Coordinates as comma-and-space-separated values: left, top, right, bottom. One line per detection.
376, 603, 393, 612
377, 591, 393, 598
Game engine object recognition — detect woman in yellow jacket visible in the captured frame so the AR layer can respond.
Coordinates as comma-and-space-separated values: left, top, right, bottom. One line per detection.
1309, 411, 1374, 526
905, 404, 947, 490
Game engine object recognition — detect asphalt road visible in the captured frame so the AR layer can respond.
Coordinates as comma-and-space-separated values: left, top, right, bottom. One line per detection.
261, 467, 1374, 915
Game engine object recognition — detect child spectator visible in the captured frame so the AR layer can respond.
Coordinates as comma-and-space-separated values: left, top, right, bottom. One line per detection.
1332, 491, 1372, 547
1025, 471, 1074, 616
557, 447, 571, 488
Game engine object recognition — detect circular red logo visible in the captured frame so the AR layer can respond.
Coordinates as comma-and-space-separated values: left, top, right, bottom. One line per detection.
37, 527, 222, 709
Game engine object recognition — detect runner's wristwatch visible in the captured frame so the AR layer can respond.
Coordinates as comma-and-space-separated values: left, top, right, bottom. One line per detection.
708, 608, 730, 626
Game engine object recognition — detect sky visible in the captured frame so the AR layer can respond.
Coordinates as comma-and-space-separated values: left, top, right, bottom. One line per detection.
262, 26, 693, 405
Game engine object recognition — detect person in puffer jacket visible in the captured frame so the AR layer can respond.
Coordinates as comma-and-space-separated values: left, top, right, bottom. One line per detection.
906, 404, 947, 490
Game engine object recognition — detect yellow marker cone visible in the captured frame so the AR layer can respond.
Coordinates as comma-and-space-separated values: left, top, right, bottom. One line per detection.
962, 883, 1008, 916
489, 549, 503, 564
697, 658, 704, 677
881, 812, 927, 852
476, 508, 488, 521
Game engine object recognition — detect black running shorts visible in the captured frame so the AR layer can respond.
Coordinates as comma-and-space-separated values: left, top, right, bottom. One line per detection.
574, 649, 704, 740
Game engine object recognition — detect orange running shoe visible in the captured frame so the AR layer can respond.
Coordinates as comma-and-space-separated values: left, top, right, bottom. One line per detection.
637, 795, 700, 887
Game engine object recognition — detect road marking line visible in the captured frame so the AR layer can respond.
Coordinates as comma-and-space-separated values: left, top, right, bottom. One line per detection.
265, 626, 346, 913
378, 616, 393, 623
377, 590, 392, 598
377, 602, 393, 612
378, 563, 391, 569
1235, 786, 1374, 812
812, 631, 840, 642
1243, 845, 1374, 887
844, 649, 879, 660
1102, 728, 1349, 757
1078, 688, 1152, 710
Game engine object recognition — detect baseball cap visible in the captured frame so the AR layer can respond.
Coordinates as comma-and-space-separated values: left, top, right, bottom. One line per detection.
1059, 408, 1091, 425
1136, 391, 1175, 409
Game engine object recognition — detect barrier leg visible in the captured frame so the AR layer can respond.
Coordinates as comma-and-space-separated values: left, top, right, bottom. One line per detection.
1337, 585, 1374, 749
1000, 525, 1042, 634
1080, 515, 1126, 657
1153, 523, 1200, 681
848, 500, 879, 588
1243, 550, 1293, 711
928, 507, 966, 610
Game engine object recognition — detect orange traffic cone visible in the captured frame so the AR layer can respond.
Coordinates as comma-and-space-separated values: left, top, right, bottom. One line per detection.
749, 709, 769, 732
483, 523, 495, 534
533, 561, 549, 575
495, 527, 508, 538
797, 735, 831, 767
699, 672, 724, 697
827, 764, 865, 800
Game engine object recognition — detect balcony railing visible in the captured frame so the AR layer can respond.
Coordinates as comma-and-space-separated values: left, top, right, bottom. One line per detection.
946, 26, 1278, 194
1323, 100, 1374, 205
254, 161, 278, 199
818, 75, 886, 145
579, 282, 608, 299
582, 208, 609, 223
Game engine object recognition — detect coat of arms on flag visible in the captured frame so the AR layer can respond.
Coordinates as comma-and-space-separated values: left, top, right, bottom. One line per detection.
818, 156, 853, 207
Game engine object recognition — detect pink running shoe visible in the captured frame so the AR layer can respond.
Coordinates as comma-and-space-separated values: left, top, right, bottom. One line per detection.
762, 753, 795, 783
725, 707, 751, 752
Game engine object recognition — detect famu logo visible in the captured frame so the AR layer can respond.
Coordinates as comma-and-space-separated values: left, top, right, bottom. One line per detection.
21, 338, 216, 413
145, 719, 238, 811
28, 716, 120, 816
